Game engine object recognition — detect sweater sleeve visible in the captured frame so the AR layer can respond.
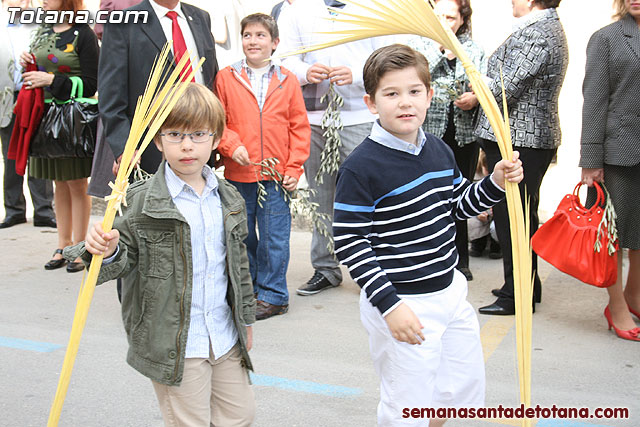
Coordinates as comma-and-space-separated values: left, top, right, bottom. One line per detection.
277, 6, 312, 85
49, 25, 99, 100
333, 167, 402, 316
452, 170, 504, 221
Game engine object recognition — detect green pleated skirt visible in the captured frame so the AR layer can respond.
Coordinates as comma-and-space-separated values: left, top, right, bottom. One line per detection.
28, 157, 92, 181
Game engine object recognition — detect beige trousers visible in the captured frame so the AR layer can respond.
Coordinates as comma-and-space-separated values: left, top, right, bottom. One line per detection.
152, 344, 255, 427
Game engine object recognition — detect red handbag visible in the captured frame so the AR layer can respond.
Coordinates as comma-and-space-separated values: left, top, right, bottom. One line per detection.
531, 182, 618, 288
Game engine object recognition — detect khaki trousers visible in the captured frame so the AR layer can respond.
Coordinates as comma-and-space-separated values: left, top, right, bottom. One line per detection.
152, 344, 255, 427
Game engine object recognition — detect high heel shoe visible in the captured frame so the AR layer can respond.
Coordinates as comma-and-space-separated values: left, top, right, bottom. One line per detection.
604, 306, 640, 342
628, 304, 640, 321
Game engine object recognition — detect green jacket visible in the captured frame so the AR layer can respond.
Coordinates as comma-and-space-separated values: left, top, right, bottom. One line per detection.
64, 162, 256, 386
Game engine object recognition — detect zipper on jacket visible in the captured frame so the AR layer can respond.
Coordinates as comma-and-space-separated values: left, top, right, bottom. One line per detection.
259, 110, 265, 169
231, 68, 283, 182
258, 84, 281, 180
174, 224, 188, 382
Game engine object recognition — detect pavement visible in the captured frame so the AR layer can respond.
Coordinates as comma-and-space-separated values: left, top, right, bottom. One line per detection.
0, 211, 639, 427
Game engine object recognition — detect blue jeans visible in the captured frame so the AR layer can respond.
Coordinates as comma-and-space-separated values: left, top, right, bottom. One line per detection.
229, 180, 291, 305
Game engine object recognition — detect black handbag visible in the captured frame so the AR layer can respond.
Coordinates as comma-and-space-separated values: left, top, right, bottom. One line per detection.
30, 76, 98, 159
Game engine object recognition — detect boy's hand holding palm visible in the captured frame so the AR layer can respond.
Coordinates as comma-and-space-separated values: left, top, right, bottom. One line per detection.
385, 303, 425, 345
492, 151, 524, 189
86, 222, 120, 258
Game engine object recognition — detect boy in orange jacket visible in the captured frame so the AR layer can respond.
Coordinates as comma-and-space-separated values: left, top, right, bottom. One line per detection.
216, 13, 310, 320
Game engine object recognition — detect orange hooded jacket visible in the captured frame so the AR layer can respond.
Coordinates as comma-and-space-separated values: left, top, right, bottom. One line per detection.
216, 62, 310, 183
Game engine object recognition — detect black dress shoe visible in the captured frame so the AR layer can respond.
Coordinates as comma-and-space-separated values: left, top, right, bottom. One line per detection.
45, 249, 67, 270
34, 217, 57, 228
491, 288, 502, 297
478, 302, 515, 315
0, 216, 27, 229
66, 262, 85, 273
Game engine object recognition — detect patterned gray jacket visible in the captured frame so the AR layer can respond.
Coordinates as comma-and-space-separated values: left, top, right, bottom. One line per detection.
409, 34, 486, 146
580, 14, 640, 168
474, 8, 568, 149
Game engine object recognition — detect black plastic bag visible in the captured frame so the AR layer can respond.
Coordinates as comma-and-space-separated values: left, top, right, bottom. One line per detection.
30, 76, 98, 159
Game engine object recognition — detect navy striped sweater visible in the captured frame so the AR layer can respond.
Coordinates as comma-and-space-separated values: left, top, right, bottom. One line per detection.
333, 135, 504, 316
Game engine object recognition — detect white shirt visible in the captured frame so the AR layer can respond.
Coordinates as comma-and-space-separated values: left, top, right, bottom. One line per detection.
165, 164, 238, 359
149, 0, 204, 85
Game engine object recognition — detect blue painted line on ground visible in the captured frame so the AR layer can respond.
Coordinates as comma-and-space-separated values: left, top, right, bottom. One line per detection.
250, 373, 362, 398
0, 336, 63, 353
537, 420, 613, 427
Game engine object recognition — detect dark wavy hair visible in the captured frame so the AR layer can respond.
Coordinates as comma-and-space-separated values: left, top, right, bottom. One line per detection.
436, 0, 473, 36
533, 0, 562, 9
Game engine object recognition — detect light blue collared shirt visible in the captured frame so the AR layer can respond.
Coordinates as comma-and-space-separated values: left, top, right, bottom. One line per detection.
164, 163, 238, 360
368, 120, 427, 156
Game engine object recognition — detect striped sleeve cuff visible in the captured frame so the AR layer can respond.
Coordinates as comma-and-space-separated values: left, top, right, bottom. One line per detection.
484, 174, 505, 201
371, 286, 401, 316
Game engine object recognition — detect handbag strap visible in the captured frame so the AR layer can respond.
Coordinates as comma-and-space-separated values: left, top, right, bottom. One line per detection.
50, 76, 98, 105
69, 76, 81, 99
571, 182, 604, 214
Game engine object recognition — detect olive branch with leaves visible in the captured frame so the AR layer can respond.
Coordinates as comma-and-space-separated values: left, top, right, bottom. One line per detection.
251, 158, 334, 253
315, 83, 344, 185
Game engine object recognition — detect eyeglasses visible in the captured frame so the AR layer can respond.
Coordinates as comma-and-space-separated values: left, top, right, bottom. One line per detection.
159, 130, 215, 144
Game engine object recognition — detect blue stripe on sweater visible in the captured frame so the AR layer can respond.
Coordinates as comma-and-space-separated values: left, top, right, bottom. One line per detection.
374, 169, 454, 205
334, 202, 375, 213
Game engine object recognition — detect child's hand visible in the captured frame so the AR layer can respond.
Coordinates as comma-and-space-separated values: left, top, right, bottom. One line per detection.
282, 175, 298, 192
85, 221, 120, 257
478, 211, 490, 222
384, 303, 425, 345
492, 151, 523, 189
246, 326, 253, 351
231, 146, 250, 166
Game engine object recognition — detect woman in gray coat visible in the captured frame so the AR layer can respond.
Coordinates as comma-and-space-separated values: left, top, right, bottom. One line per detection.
580, 0, 640, 341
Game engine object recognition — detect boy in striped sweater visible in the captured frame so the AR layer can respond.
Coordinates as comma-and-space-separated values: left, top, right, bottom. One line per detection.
333, 44, 523, 426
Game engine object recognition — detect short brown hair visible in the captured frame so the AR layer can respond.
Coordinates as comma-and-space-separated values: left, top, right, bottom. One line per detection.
363, 44, 431, 100
160, 83, 226, 139
240, 13, 279, 40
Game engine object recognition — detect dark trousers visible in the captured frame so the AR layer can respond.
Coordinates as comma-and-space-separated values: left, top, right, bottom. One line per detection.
481, 139, 556, 307
443, 135, 479, 269
1, 100, 54, 221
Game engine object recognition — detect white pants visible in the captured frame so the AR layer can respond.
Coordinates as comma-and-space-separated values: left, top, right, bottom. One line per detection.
360, 270, 485, 426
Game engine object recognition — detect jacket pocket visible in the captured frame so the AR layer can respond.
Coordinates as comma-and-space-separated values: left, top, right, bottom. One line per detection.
136, 229, 175, 279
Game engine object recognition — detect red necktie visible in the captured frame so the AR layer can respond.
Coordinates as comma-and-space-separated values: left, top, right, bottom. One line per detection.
166, 11, 195, 82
